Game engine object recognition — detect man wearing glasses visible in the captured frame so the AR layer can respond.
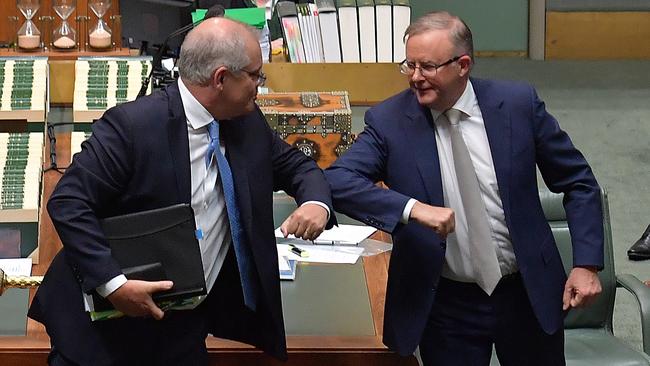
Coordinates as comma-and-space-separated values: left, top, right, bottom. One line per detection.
325, 11, 603, 366
31, 17, 333, 365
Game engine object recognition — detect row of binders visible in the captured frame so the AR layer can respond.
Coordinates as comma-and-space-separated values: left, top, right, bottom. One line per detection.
276, 0, 411, 63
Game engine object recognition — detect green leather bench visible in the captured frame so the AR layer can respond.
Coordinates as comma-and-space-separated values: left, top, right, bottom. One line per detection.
491, 190, 650, 365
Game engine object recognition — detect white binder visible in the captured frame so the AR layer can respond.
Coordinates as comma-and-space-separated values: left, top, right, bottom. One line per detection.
357, 0, 377, 63
392, 0, 410, 62
375, 0, 393, 62
337, 0, 360, 63
315, 0, 341, 62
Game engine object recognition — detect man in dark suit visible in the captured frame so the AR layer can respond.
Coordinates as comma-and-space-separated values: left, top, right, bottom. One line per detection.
29, 18, 333, 365
325, 11, 603, 366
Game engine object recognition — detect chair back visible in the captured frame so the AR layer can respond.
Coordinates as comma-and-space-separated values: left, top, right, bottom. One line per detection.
539, 189, 616, 330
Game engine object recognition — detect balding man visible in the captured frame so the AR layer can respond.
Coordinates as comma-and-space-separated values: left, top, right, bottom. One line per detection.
30, 18, 334, 365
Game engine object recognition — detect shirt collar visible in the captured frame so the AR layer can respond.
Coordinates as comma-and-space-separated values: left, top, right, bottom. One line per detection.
430, 80, 477, 122
178, 77, 215, 130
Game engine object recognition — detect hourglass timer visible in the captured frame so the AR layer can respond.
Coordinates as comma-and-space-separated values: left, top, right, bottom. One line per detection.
53, 0, 77, 49
88, 0, 112, 49
16, 0, 41, 50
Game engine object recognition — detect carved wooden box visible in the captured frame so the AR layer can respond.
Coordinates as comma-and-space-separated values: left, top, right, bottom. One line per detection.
256, 91, 353, 169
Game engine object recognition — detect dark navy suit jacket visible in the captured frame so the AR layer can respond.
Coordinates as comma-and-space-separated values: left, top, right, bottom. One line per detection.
325, 78, 603, 356
29, 82, 334, 364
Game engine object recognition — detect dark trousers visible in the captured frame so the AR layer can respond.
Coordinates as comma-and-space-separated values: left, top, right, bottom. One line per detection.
49, 249, 243, 366
419, 274, 565, 366
48, 307, 209, 366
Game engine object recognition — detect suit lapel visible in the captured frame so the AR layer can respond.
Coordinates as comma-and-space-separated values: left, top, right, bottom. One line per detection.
165, 83, 192, 203
472, 78, 512, 217
403, 94, 444, 206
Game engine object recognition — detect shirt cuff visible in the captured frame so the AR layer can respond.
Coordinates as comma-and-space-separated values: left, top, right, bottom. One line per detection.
301, 201, 331, 220
401, 198, 418, 224
96, 275, 127, 298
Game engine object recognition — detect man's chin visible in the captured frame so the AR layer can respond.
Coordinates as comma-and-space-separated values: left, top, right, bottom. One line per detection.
415, 92, 436, 108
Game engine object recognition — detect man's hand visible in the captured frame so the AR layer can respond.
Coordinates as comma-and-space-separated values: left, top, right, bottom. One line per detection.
280, 203, 329, 241
563, 267, 602, 310
409, 201, 455, 238
106, 280, 173, 320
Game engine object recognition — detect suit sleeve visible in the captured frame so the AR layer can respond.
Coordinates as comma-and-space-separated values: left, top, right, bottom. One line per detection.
47, 107, 133, 292
531, 86, 604, 269
324, 109, 411, 233
265, 111, 336, 227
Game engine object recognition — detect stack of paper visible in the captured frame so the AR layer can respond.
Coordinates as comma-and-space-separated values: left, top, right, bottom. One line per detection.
275, 224, 377, 245
278, 256, 298, 280
277, 243, 364, 264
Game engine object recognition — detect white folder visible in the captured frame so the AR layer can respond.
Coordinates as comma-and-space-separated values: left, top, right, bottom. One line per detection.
315, 0, 342, 62
392, 0, 411, 62
375, 0, 392, 62
337, 0, 361, 63
357, 0, 377, 63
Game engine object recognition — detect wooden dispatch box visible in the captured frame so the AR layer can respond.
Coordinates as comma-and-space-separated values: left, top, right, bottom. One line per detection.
256, 91, 353, 169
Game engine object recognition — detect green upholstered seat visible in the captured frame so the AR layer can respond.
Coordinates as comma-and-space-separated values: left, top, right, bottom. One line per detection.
491, 190, 650, 365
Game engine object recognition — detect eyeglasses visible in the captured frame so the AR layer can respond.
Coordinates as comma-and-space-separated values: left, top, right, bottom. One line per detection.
239, 69, 267, 87
399, 55, 464, 78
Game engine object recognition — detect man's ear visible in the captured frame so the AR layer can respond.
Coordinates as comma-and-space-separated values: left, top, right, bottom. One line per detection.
458, 55, 472, 77
213, 67, 227, 89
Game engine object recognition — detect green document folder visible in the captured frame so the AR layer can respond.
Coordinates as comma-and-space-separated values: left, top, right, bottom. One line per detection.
192, 7, 266, 29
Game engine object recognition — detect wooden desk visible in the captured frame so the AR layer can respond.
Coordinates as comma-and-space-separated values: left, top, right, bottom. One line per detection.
0, 131, 417, 366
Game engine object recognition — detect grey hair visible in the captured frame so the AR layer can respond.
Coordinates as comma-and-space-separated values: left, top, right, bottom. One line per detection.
178, 22, 258, 86
404, 11, 474, 62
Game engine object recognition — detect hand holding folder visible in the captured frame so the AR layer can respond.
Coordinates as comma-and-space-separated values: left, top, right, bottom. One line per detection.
85, 204, 207, 321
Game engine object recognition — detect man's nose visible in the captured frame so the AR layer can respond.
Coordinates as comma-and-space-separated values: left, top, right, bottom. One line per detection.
410, 67, 425, 82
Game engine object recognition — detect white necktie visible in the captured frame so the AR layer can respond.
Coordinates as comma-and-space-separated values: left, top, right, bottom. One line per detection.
445, 109, 502, 294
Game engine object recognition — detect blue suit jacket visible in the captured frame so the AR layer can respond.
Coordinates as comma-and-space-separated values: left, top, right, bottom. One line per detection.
325, 78, 603, 356
29, 82, 334, 364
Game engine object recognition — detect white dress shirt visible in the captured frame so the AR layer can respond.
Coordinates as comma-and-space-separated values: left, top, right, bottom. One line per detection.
403, 81, 518, 283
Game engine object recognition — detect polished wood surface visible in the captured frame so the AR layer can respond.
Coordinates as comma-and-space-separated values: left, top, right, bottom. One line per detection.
546, 11, 650, 59
0, 131, 416, 365
262, 63, 409, 106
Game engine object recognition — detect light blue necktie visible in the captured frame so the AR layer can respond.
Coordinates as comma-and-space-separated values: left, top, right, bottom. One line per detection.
206, 120, 258, 311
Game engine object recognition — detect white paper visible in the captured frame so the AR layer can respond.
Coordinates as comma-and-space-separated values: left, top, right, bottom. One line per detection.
278, 255, 291, 272
277, 243, 363, 264
275, 224, 377, 245
0, 258, 32, 276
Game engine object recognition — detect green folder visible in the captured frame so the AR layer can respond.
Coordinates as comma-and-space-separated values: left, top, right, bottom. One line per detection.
192, 7, 266, 29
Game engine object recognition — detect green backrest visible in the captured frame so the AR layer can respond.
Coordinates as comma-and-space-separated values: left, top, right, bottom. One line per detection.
539, 189, 616, 330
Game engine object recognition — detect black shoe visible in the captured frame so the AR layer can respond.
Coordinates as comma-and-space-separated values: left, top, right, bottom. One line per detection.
628, 224, 650, 260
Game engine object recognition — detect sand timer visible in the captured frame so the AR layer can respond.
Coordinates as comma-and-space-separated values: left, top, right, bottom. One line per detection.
88, 0, 112, 49
16, 0, 41, 50
53, 0, 76, 49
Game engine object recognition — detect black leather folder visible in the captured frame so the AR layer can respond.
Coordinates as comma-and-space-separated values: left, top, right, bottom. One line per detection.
91, 204, 207, 312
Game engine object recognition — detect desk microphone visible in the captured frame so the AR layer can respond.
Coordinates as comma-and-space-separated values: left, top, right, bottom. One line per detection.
137, 4, 225, 98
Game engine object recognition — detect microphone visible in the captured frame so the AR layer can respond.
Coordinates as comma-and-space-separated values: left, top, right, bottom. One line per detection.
137, 4, 225, 98
205, 4, 225, 18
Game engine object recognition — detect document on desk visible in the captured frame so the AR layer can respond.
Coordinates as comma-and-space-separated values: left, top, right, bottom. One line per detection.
277, 243, 363, 264
278, 255, 298, 280
274, 224, 377, 245
0, 258, 32, 276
